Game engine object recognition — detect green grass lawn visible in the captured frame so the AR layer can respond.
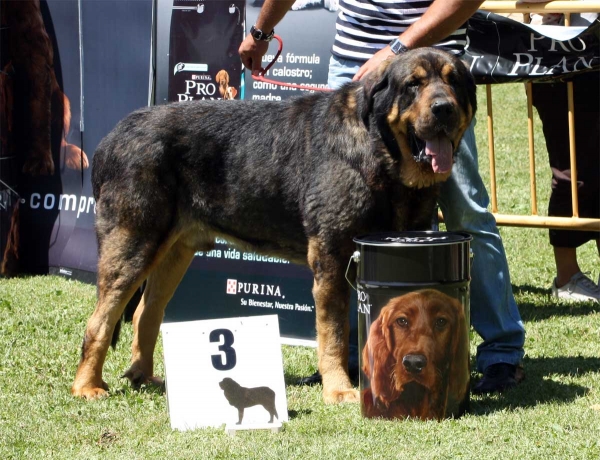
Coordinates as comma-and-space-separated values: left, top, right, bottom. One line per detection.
1, 83, 599, 459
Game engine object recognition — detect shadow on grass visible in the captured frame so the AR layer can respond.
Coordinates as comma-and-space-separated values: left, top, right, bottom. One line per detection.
112, 380, 166, 397
513, 284, 551, 297
513, 284, 599, 322
285, 371, 318, 386
288, 409, 313, 420
470, 355, 599, 415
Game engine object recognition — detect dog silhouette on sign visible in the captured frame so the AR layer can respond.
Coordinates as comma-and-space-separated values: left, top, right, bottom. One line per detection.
219, 377, 278, 424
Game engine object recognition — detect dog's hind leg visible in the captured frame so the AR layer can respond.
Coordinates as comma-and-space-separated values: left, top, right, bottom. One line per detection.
122, 238, 196, 388
71, 229, 178, 399
267, 404, 278, 423
308, 238, 360, 404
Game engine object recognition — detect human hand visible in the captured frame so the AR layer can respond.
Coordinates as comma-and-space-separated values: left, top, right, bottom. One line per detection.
352, 46, 395, 81
239, 35, 270, 76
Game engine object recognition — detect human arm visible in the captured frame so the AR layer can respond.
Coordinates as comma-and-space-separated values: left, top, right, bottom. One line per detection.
238, 0, 297, 75
353, 0, 485, 81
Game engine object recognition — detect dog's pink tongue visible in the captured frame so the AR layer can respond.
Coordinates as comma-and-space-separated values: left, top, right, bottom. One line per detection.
425, 136, 453, 173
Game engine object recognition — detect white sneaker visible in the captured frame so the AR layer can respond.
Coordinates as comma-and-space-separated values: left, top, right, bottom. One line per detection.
552, 272, 600, 302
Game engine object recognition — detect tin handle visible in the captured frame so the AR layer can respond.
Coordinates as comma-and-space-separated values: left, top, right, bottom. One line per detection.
345, 251, 361, 291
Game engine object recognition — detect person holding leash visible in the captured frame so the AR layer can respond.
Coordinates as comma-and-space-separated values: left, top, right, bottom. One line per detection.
240, 0, 526, 394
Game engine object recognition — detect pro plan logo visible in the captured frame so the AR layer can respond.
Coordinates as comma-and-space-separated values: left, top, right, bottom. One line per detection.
226, 279, 284, 298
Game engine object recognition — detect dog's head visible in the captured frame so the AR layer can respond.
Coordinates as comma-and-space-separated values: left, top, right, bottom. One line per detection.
219, 377, 237, 391
362, 48, 476, 188
362, 289, 469, 408
216, 70, 230, 98
216, 69, 230, 87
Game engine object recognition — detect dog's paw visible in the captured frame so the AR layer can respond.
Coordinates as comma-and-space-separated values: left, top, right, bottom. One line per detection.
121, 368, 146, 389
323, 388, 360, 404
148, 376, 165, 389
71, 381, 109, 399
122, 368, 164, 390
63, 143, 89, 170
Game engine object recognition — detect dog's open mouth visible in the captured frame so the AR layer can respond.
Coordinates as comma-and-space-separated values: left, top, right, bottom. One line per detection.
409, 127, 454, 174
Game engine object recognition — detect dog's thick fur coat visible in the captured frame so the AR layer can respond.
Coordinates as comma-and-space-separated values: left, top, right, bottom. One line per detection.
72, 48, 476, 404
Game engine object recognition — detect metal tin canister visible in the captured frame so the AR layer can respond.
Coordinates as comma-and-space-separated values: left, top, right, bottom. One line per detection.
351, 231, 472, 420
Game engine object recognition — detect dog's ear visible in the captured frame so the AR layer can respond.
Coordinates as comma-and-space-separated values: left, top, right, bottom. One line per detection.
455, 58, 477, 117
446, 297, 470, 409
362, 305, 401, 406
361, 58, 394, 125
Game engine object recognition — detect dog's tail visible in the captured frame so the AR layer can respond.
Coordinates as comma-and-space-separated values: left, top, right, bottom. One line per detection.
109, 284, 144, 349
111, 315, 123, 349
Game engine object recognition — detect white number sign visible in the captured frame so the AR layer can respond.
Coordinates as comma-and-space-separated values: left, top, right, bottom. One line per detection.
161, 315, 288, 431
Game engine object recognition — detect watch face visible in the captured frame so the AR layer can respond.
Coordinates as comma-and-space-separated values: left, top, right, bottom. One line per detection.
390, 39, 406, 55
251, 26, 271, 41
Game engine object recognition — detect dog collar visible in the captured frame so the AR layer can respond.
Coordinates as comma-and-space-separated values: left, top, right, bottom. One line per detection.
250, 25, 274, 42
389, 38, 410, 55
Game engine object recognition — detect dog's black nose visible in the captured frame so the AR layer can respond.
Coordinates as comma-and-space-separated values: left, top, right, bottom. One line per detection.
403, 354, 428, 374
431, 100, 454, 121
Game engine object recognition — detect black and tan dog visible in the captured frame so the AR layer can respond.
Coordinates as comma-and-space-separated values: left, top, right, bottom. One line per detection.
72, 48, 476, 404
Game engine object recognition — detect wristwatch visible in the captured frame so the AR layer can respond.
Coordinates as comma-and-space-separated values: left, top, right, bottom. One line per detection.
250, 25, 275, 42
389, 38, 410, 55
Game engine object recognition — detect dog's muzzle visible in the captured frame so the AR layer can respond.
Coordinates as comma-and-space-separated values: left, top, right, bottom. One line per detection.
403, 354, 428, 374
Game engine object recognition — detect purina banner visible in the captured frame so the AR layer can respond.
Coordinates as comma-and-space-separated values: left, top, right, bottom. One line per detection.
465, 11, 600, 84
157, 0, 342, 344
243, 0, 338, 101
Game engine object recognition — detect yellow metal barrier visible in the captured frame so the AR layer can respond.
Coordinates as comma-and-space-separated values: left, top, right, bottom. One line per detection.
470, 1, 600, 231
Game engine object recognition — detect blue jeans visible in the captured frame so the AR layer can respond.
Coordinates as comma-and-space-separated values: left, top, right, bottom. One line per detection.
329, 56, 525, 373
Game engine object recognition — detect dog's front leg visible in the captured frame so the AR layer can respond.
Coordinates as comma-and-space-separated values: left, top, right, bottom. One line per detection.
308, 239, 359, 404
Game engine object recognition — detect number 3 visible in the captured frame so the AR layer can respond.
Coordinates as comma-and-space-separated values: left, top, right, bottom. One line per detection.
209, 329, 237, 370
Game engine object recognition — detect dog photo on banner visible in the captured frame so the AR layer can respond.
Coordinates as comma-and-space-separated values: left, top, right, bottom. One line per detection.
168, 0, 245, 102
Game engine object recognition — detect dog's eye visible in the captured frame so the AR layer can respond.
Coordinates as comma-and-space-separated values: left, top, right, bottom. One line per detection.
435, 318, 448, 329
396, 317, 409, 328
406, 79, 420, 89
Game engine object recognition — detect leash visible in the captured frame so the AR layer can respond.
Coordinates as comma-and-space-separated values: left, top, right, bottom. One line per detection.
251, 35, 333, 93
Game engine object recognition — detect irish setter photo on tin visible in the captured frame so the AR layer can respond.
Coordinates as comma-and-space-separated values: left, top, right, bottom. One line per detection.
362, 290, 470, 419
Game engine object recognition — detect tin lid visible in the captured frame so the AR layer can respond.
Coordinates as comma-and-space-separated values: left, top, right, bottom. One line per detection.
353, 231, 472, 247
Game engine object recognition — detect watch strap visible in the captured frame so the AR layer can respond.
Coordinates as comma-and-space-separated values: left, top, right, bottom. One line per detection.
389, 38, 409, 55
250, 25, 275, 42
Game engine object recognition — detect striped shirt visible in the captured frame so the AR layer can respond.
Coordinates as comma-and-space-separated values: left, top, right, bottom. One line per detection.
332, 0, 468, 62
